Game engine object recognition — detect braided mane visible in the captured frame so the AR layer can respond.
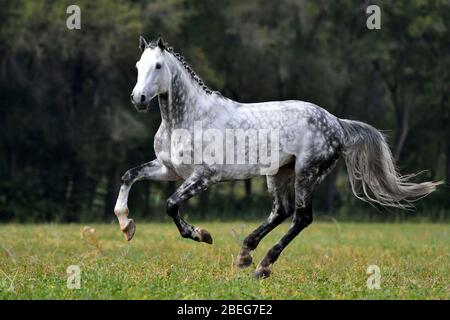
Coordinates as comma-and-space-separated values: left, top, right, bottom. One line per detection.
148, 38, 219, 96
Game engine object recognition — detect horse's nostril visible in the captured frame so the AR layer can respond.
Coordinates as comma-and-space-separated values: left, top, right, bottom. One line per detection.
130, 93, 134, 100
140, 95, 146, 103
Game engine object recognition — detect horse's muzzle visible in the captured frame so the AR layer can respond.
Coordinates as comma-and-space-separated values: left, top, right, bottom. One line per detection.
132, 102, 150, 112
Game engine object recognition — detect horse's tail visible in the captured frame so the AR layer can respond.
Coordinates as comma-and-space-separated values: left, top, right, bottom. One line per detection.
339, 119, 442, 209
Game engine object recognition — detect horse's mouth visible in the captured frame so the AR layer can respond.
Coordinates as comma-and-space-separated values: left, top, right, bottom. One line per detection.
133, 103, 150, 112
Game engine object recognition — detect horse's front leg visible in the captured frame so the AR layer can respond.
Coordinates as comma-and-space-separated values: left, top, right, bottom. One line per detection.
114, 159, 179, 240
166, 169, 215, 244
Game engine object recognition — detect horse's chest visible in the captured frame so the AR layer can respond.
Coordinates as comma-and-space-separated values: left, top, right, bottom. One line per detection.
154, 126, 194, 178
154, 127, 172, 167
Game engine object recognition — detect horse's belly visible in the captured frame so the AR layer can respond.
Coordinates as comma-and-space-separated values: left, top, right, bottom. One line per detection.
218, 152, 294, 179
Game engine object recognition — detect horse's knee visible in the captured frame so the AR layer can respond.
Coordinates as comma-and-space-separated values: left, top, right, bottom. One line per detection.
121, 170, 135, 186
166, 198, 179, 217
114, 207, 129, 217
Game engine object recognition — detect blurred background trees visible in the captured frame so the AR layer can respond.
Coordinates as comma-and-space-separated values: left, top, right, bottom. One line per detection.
0, 0, 448, 222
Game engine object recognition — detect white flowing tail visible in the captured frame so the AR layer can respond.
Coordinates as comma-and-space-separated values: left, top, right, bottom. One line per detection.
340, 119, 442, 209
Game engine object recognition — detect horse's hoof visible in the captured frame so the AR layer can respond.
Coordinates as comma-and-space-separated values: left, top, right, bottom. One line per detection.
193, 227, 213, 244
199, 228, 213, 244
254, 267, 271, 279
236, 253, 253, 268
121, 219, 136, 241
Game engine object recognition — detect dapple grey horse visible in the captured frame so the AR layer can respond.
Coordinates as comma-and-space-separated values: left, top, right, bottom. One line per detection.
114, 36, 441, 278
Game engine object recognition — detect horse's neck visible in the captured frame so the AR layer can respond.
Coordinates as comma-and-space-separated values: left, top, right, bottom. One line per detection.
158, 65, 208, 127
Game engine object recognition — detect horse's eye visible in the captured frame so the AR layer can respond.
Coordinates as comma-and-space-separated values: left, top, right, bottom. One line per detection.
155, 63, 162, 69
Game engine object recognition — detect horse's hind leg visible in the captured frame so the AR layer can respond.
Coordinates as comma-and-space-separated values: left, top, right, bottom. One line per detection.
166, 169, 215, 244
253, 143, 342, 278
236, 165, 294, 268
254, 169, 317, 279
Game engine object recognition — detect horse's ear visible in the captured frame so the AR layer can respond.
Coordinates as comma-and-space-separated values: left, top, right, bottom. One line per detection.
139, 35, 148, 51
157, 35, 166, 51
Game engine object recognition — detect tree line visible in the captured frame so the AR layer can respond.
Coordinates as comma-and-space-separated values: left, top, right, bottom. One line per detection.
0, 0, 448, 222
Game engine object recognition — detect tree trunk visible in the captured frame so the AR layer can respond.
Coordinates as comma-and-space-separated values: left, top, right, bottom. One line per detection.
229, 181, 236, 207
245, 179, 252, 197
324, 169, 338, 214
145, 182, 152, 218
103, 164, 120, 220
444, 95, 450, 184
199, 190, 209, 219
446, 136, 450, 185
394, 102, 410, 163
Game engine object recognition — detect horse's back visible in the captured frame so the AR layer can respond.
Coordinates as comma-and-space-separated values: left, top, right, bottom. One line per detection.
235, 99, 343, 140
233, 99, 345, 169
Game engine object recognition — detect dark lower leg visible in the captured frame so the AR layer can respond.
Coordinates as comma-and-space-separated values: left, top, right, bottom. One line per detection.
255, 199, 312, 278
166, 172, 214, 244
237, 207, 292, 267
167, 200, 213, 244
237, 170, 294, 267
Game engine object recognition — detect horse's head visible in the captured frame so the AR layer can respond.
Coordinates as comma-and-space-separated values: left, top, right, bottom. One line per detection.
131, 36, 171, 112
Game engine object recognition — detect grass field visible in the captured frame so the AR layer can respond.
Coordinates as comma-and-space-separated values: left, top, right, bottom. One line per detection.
0, 221, 448, 299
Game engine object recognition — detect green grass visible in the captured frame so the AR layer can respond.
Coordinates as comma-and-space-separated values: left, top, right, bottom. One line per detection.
0, 222, 448, 299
